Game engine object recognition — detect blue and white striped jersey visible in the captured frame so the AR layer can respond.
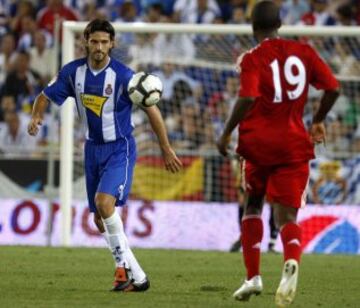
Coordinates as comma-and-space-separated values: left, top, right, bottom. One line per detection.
44, 57, 134, 143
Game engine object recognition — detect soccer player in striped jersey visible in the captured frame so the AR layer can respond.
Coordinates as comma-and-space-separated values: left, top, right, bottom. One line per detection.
217, 1, 339, 306
28, 19, 182, 292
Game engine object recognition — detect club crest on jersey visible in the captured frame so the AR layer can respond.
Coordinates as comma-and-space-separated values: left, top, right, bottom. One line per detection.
105, 84, 113, 95
80, 93, 108, 117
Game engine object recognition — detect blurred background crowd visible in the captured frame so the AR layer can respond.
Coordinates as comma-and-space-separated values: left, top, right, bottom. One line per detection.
0, 0, 359, 160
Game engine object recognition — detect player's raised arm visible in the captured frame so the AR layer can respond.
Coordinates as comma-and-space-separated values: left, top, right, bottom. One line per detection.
28, 92, 49, 136
217, 97, 255, 157
143, 105, 182, 173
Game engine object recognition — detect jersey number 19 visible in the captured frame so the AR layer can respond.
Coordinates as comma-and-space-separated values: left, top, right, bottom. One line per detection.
270, 56, 306, 103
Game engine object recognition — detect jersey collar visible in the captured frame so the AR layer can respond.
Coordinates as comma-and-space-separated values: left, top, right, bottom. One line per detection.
87, 57, 111, 76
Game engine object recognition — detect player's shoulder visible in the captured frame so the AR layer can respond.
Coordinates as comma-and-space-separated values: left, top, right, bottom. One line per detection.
109, 58, 134, 84
290, 38, 312, 48
240, 40, 272, 64
237, 48, 257, 70
61, 58, 87, 75
109, 58, 133, 74
279, 38, 316, 55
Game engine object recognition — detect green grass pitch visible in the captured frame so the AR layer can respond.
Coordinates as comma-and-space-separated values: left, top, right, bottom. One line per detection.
1, 246, 359, 307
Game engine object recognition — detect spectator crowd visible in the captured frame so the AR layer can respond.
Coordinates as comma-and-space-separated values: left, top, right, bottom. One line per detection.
0, 0, 359, 158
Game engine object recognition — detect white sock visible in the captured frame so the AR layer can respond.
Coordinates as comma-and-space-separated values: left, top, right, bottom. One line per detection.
101, 232, 109, 245
123, 237, 146, 282
101, 231, 112, 253
101, 216, 146, 282
102, 212, 128, 268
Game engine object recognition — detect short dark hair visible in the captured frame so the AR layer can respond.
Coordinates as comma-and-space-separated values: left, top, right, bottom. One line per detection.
251, 1, 281, 32
337, 4, 353, 20
83, 19, 115, 41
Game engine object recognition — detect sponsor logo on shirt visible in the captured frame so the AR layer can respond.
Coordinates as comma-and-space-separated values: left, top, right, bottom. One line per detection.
80, 93, 108, 117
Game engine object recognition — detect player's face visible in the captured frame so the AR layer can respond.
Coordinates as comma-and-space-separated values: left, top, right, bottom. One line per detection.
86, 31, 114, 64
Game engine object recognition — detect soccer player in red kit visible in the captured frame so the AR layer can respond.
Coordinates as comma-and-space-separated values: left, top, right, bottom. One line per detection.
217, 1, 340, 306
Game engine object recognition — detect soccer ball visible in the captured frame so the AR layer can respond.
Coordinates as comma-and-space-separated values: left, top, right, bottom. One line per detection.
128, 72, 163, 107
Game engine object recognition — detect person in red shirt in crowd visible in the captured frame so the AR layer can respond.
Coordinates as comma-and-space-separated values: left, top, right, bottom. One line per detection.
217, 1, 340, 306
300, 0, 336, 25
37, 0, 78, 37
352, 0, 360, 25
9, 0, 35, 34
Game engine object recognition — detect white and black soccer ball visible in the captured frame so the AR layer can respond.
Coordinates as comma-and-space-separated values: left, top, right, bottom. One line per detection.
127, 72, 163, 107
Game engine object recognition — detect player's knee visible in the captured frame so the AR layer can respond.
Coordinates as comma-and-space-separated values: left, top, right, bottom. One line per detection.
273, 204, 297, 228
282, 212, 296, 226
94, 196, 102, 210
94, 193, 115, 218
244, 206, 262, 216
244, 194, 264, 215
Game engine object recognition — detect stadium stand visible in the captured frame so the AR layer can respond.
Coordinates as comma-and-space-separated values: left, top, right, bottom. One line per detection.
0, 0, 359, 206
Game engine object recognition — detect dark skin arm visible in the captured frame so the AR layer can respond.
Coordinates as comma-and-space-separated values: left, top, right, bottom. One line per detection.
310, 88, 340, 144
217, 96, 255, 157
28, 92, 49, 136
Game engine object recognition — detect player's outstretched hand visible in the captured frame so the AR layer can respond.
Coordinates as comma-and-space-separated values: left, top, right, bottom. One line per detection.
27, 116, 42, 136
309, 122, 326, 144
162, 147, 182, 173
216, 134, 231, 157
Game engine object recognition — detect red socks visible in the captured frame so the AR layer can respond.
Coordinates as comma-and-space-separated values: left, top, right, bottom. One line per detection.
241, 218, 302, 279
241, 216, 263, 280
280, 222, 302, 263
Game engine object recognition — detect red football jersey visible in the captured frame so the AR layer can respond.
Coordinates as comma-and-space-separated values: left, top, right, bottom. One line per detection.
236, 38, 339, 165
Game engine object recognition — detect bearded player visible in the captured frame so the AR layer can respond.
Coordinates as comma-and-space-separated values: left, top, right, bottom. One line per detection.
28, 19, 182, 292
217, 1, 339, 306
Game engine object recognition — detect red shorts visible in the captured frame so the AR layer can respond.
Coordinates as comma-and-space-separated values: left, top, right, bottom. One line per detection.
243, 160, 309, 208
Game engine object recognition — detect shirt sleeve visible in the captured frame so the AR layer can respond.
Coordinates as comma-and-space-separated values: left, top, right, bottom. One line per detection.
43, 66, 75, 106
308, 46, 339, 90
122, 65, 135, 102
238, 53, 260, 98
